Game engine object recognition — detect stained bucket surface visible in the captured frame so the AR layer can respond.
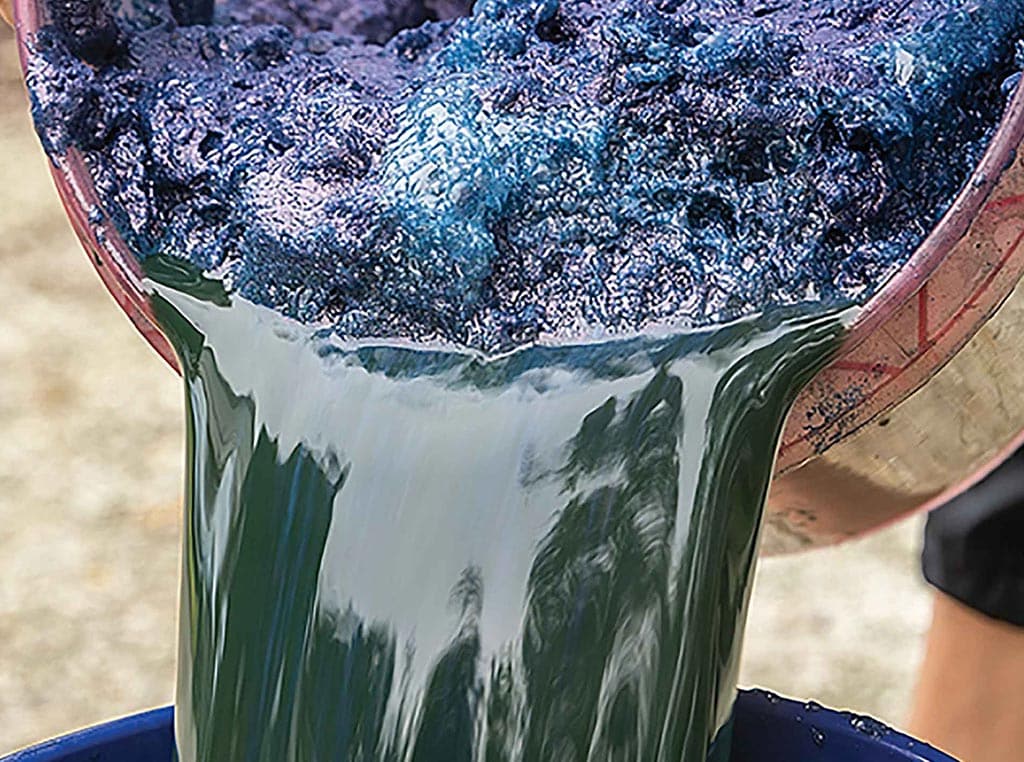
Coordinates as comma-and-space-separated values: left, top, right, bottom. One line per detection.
0, 691, 956, 762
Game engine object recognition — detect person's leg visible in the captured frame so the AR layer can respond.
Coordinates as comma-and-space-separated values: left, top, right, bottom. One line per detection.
908, 448, 1024, 762
909, 591, 1024, 761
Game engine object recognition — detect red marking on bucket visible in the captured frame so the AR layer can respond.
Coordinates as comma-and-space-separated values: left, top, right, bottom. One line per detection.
917, 284, 930, 352
984, 192, 1024, 213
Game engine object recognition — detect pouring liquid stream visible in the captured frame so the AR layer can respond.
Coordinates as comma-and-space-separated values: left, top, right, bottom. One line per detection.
144, 257, 853, 762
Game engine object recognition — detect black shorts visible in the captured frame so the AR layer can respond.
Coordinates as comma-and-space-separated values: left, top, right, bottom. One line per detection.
922, 446, 1024, 627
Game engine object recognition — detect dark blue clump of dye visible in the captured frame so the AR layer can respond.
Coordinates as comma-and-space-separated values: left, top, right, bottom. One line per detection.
26, 0, 1024, 350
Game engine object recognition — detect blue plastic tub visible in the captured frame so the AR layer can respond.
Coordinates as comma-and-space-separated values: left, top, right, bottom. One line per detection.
1, 690, 955, 761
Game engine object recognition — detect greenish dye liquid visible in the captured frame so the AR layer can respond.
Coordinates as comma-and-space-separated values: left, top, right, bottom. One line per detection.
146, 258, 850, 762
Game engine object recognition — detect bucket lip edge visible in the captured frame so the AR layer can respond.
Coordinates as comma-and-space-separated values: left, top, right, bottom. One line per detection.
0, 694, 957, 761
842, 76, 1024, 351
0, 706, 172, 761
734, 689, 960, 762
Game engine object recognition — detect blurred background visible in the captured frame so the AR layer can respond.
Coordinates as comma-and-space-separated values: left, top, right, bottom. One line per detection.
0, 25, 934, 753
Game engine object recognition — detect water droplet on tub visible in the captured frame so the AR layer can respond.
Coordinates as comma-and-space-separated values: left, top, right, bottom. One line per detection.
850, 715, 889, 739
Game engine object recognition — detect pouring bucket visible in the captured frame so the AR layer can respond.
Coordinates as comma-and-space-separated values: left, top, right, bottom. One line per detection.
0, 692, 956, 762
11, 0, 1024, 553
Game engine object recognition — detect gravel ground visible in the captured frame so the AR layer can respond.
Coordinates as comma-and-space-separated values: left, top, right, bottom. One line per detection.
0, 28, 933, 753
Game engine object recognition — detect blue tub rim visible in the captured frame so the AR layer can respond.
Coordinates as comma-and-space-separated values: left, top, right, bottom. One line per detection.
1, 690, 958, 761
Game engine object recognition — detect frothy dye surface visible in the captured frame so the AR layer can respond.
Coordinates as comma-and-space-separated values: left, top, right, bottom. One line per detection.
27, 0, 1024, 350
